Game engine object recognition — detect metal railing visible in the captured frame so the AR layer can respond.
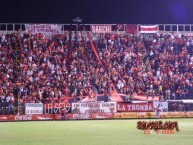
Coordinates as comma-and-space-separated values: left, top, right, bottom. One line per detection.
0, 23, 193, 33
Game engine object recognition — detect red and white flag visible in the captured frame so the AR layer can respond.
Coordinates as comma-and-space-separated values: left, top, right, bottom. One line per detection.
140, 25, 158, 33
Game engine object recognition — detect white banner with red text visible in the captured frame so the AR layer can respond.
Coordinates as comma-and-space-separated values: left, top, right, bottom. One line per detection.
25, 103, 43, 114
25, 24, 62, 35
44, 102, 71, 114
140, 25, 158, 33
91, 25, 112, 33
71, 102, 117, 113
0, 113, 113, 121
153, 101, 168, 112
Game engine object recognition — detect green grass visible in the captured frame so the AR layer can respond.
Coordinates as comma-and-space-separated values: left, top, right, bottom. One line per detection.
0, 119, 193, 145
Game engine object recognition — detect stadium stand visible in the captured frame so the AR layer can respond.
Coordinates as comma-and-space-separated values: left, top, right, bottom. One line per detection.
1, 25, 193, 114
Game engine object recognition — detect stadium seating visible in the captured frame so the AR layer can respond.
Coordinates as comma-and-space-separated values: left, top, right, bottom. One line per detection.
1, 32, 193, 114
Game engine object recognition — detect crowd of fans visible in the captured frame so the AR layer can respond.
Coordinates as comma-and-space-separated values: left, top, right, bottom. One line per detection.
0, 34, 15, 114
94, 33, 193, 101
1, 31, 193, 114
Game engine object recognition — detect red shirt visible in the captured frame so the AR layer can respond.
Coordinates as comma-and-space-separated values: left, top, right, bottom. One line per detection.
156, 107, 161, 112
61, 108, 65, 114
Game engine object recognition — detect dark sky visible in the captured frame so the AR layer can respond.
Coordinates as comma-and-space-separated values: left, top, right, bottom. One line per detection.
0, 0, 193, 24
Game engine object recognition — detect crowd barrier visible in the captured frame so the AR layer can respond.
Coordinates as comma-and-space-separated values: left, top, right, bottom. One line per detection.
0, 112, 193, 121
1, 23, 193, 34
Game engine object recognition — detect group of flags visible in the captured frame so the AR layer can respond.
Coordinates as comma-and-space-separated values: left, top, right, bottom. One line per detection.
117, 24, 158, 34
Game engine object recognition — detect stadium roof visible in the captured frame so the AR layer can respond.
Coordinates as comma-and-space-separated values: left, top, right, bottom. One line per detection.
0, 0, 193, 24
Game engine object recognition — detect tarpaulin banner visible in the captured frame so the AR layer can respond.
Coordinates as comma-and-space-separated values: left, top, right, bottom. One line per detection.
188, 112, 193, 117
0, 114, 60, 121
91, 25, 112, 33
71, 113, 113, 120
44, 103, 71, 114
140, 25, 158, 33
25, 103, 43, 114
113, 112, 193, 119
126, 24, 138, 34
25, 24, 62, 35
114, 112, 138, 118
153, 101, 168, 112
158, 112, 186, 118
166, 112, 183, 118
71, 102, 117, 113
1, 112, 193, 121
116, 24, 124, 31
0, 113, 113, 121
117, 103, 153, 112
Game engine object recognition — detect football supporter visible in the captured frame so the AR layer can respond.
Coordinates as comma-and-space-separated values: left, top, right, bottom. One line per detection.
155, 105, 161, 118
0, 31, 193, 112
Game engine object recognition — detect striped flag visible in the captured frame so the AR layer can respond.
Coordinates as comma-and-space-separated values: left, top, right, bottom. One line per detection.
140, 25, 158, 33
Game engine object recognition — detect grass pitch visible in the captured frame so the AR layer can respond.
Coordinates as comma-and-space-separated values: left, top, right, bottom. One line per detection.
0, 119, 193, 145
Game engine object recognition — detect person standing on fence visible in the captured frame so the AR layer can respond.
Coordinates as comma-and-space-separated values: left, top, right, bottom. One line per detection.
61, 107, 66, 121
155, 105, 161, 119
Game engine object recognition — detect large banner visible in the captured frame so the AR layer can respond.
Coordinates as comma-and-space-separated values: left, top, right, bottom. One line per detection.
153, 101, 168, 112
25, 24, 62, 35
1, 112, 193, 121
114, 112, 193, 119
70, 113, 113, 120
44, 102, 71, 114
71, 102, 117, 113
25, 103, 43, 114
140, 25, 158, 33
0, 113, 113, 121
126, 24, 138, 34
117, 103, 153, 112
91, 25, 112, 33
